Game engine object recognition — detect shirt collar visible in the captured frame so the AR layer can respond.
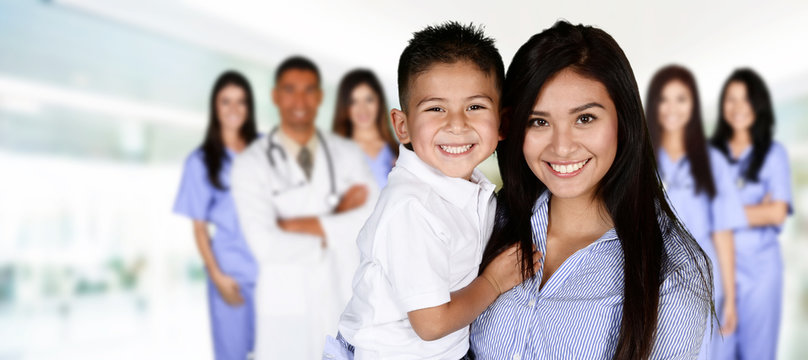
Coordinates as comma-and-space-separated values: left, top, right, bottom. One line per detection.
277, 127, 319, 158
531, 190, 619, 246
657, 148, 687, 168
734, 144, 753, 163
395, 144, 495, 208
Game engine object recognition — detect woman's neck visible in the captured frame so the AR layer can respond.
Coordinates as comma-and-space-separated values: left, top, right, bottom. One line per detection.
729, 130, 752, 158
352, 125, 382, 143
221, 129, 245, 153
548, 194, 613, 240
352, 125, 384, 157
660, 130, 686, 162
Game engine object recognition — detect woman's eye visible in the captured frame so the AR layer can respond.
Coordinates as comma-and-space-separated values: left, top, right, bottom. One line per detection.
467, 104, 484, 111
576, 114, 596, 124
529, 118, 548, 127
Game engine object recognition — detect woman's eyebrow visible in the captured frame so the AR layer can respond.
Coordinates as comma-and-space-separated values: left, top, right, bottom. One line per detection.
531, 102, 605, 117
569, 102, 605, 114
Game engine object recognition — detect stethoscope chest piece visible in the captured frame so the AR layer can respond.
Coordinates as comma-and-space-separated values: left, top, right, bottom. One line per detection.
326, 194, 340, 208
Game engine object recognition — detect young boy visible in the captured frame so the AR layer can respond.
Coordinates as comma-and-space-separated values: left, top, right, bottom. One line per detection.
327, 22, 538, 359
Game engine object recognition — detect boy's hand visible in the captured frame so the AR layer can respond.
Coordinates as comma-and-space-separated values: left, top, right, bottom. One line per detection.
482, 243, 541, 295
335, 185, 368, 213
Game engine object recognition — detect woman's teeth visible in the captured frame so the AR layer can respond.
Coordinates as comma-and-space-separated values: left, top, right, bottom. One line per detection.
440, 144, 473, 154
550, 159, 589, 174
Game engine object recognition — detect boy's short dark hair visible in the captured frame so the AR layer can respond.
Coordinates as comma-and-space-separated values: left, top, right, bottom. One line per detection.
397, 22, 505, 112
275, 56, 321, 86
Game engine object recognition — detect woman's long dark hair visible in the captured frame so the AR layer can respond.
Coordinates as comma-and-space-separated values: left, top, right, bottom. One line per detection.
332, 69, 399, 157
646, 65, 716, 198
202, 70, 258, 190
710, 68, 774, 182
480, 21, 711, 359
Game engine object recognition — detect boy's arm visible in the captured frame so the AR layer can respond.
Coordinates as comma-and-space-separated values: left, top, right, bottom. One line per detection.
407, 244, 537, 341
407, 276, 500, 341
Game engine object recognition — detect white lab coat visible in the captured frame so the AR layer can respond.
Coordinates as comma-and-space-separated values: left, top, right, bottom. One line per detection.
231, 130, 378, 360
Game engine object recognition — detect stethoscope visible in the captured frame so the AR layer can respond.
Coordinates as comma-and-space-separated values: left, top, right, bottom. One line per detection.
266, 126, 340, 207
730, 152, 753, 190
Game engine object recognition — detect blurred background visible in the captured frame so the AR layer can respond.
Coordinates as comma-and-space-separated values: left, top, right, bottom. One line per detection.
0, 0, 806, 359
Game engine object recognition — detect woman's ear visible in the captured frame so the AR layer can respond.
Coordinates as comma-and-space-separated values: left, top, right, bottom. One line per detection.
498, 107, 511, 141
391, 109, 410, 144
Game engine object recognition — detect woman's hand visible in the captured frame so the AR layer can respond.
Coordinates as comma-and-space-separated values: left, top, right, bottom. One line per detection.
482, 243, 541, 295
212, 272, 245, 306
720, 298, 738, 335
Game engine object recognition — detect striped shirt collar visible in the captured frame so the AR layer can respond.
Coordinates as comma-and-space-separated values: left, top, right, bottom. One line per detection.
531, 190, 619, 248
395, 145, 495, 208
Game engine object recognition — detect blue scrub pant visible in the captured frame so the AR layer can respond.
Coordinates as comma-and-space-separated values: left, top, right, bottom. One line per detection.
207, 278, 255, 360
715, 243, 782, 360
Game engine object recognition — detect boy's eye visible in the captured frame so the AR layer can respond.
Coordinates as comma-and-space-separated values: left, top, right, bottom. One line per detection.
529, 118, 548, 127
425, 107, 444, 112
576, 114, 596, 124
467, 104, 485, 111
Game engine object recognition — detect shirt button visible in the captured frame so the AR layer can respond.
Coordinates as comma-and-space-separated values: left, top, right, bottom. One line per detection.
513, 354, 522, 360
527, 299, 536, 308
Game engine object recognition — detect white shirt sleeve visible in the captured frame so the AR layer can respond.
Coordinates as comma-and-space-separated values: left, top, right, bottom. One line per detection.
231, 147, 323, 264
376, 199, 452, 313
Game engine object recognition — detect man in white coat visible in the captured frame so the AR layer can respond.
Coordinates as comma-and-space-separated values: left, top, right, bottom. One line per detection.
231, 56, 378, 360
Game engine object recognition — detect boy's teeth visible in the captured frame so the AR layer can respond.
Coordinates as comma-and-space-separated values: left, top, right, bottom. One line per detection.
440, 144, 473, 154
550, 159, 589, 174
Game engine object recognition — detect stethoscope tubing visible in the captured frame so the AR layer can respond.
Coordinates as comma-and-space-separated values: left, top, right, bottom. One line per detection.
265, 126, 339, 206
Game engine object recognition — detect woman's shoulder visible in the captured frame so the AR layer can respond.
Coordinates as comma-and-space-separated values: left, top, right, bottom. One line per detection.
765, 141, 789, 163
706, 145, 728, 162
660, 222, 711, 288
182, 148, 206, 170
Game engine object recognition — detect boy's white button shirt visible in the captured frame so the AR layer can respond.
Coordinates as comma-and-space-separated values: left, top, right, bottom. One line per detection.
339, 145, 497, 360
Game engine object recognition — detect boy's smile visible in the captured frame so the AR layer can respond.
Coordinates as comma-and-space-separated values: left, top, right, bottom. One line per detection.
392, 61, 501, 180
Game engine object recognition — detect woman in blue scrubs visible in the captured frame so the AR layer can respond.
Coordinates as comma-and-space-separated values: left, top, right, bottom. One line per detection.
173, 71, 259, 360
332, 69, 398, 188
645, 65, 747, 359
710, 68, 792, 359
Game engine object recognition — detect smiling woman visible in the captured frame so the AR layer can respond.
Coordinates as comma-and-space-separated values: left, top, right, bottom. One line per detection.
470, 21, 713, 360
332, 69, 399, 188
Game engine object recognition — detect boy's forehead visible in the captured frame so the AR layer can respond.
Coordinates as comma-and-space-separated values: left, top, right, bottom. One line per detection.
407, 61, 498, 104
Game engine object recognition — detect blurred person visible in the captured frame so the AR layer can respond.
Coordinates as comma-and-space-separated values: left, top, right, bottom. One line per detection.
710, 68, 792, 360
332, 69, 398, 188
332, 69, 399, 188
470, 22, 713, 359
645, 65, 746, 359
231, 56, 377, 360
173, 70, 259, 360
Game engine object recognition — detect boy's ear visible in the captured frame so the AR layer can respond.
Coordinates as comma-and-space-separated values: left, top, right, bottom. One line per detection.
498, 107, 511, 141
391, 109, 411, 144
